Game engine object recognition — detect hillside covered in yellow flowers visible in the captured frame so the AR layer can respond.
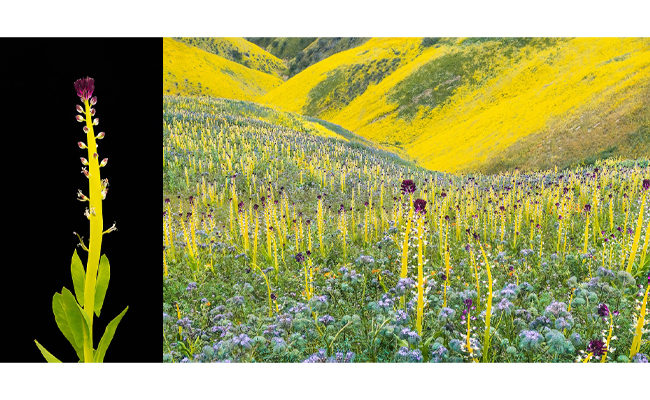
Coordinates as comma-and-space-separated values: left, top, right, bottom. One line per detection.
163, 38, 282, 101
164, 37, 650, 173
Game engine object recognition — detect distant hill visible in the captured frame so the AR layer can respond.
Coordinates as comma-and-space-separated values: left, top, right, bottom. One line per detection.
247, 37, 369, 77
247, 37, 316, 61
262, 37, 650, 172
174, 37, 286, 77
163, 38, 282, 101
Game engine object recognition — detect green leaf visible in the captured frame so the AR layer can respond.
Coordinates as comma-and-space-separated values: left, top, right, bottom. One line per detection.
52, 287, 87, 361
94, 306, 128, 363
34, 340, 62, 363
94, 254, 111, 317
70, 250, 86, 307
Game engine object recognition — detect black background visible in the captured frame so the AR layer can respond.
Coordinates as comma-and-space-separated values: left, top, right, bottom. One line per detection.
0, 38, 162, 362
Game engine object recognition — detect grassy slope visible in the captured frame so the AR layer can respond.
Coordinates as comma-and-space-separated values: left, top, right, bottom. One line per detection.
174, 37, 286, 77
247, 37, 371, 78
163, 38, 282, 101
263, 37, 650, 173
261, 38, 424, 120
247, 37, 316, 60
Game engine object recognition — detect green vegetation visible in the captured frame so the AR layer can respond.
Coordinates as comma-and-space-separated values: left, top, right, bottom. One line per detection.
288, 38, 370, 77
304, 57, 403, 116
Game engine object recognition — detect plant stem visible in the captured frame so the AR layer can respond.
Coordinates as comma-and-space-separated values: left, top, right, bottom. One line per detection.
82, 99, 103, 362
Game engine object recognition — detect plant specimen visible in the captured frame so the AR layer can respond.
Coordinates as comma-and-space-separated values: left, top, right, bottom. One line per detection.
34, 77, 127, 363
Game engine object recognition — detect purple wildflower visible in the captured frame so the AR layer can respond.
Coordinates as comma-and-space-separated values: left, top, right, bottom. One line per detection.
74, 77, 95, 101
586, 339, 605, 356
413, 198, 427, 215
597, 303, 609, 317
401, 179, 416, 195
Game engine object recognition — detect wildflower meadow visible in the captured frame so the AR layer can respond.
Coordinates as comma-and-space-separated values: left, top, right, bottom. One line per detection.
162, 95, 649, 363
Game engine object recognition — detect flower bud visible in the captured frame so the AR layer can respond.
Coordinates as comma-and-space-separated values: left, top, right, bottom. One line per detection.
100, 158, 108, 167
76, 105, 84, 113
93, 118, 99, 126
77, 190, 89, 202
76, 115, 84, 122
90, 96, 97, 106
90, 108, 96, 116
80, 157, 88, 166
83, 126, 89, 133
96, 131, 105, 140
78, 141, 87, 149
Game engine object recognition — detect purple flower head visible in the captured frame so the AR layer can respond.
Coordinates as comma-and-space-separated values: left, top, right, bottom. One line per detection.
295, 252, 305, 263
232, 333, 252, 349
597, 303, 609, 317
643, 179, 650, 191
413, 198, 427, 215
584, 204, 591, 213
74, 77, 95, 101
401, 179, 416, 195
586, 339, 605, 356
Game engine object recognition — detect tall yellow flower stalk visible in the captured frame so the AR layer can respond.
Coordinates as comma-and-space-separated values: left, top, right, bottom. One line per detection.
629, 277, 649, 358
478, 242, 493, 363
414, 199, 427, 336
317, 195, 325, 257
626, 183, 648, 274
35, 77, 127, 363
399, 180, 416, 309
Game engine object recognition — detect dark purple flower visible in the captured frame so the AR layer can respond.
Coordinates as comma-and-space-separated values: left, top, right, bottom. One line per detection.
295, 252, 305, 263
74, 77, 95, 101
401, 179, 416, 195
597, 303, 609, 317
586, 339, 605, 356
413, 198, 427, 215
643, 179, 650, 191
584, 204, 591, 213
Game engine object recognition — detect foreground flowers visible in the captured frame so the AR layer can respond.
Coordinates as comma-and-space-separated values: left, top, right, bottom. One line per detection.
162, 96, 650, 363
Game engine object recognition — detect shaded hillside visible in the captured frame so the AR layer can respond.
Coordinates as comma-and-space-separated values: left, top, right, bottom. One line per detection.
247, 37, 370, 77
246, 37, 316, 61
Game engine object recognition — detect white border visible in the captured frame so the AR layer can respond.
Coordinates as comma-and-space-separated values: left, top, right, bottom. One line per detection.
1, 363, 648, 398
1, 0, 649, 36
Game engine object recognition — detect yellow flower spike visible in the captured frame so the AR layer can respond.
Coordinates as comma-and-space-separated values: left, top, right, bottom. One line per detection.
626, 190, 646, 274
630, 282, 649, 358
35, 78, 128, 363
478, 242, 493, 363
